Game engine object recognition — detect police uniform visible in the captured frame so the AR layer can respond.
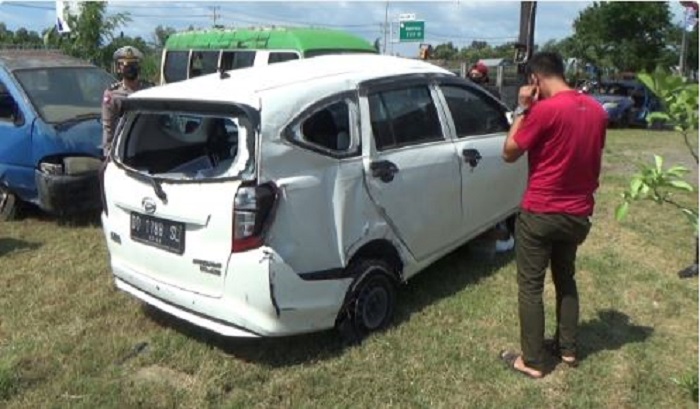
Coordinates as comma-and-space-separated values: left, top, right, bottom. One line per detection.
101, 46, 152, 156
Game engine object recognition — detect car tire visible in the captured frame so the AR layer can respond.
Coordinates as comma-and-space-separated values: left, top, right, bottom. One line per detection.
336, 259, 398, 344
0, 185, 18, 221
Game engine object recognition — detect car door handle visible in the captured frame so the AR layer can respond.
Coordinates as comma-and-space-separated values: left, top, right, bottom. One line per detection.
462, 148, 482, 168
370, 160, 399, 183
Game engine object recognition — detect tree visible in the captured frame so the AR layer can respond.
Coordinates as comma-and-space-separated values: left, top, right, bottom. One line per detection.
616, 69, 699, 277
469, 40, 488, 51
45, 2, 130, 67
667, 24, 699, 72
154, 25, 177, 48
570, 2, 673, 72
432, 42, 458, 60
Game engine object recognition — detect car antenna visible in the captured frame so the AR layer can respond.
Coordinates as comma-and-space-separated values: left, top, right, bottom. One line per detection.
218, 66, 230, 80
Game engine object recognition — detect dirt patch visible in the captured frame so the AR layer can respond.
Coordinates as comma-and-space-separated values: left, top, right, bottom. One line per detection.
133, 365, 195, 390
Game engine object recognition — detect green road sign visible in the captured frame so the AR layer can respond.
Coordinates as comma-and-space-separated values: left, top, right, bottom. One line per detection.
399, 21, 424, 42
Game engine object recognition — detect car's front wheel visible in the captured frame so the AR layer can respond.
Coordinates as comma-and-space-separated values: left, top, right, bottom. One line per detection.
336, 259, 398, 344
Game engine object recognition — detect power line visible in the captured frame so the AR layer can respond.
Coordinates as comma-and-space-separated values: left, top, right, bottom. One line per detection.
1, 3, 53, 10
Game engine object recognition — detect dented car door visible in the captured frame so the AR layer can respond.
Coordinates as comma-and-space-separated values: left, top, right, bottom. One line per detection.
360, 81, 463, 262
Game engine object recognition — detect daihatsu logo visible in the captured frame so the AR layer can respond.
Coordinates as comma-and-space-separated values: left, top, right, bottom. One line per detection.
142, 197, 157, 214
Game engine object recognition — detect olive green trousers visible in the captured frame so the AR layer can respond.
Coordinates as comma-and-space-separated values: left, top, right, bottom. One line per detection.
515, 211, 592, 370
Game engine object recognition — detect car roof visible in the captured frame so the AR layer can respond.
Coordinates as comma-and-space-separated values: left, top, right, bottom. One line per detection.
0, 50, 96, 71
134, 54, 454, 104
165, 26, 376, 54
602, 80, 643, 88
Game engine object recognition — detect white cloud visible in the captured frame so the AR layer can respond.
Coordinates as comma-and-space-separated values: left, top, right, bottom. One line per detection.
0, 0, 620, 54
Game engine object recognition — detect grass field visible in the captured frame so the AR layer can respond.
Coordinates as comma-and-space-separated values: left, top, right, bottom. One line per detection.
0, 129, 697, 408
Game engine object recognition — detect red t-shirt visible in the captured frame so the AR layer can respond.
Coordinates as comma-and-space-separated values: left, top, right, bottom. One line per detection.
513, 90, 607, 217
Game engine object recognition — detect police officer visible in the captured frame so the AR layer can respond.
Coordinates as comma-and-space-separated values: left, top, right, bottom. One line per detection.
101, 45, 152, 157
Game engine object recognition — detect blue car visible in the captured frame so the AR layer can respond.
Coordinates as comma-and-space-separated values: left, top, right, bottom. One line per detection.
0, 50, 116, 220
589, 80, 663, 128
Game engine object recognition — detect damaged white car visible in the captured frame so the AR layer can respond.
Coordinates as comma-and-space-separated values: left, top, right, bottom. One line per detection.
101, 54, 527, 339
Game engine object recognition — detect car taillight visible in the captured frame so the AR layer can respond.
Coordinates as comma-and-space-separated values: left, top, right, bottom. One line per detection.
232, 183, 277, 253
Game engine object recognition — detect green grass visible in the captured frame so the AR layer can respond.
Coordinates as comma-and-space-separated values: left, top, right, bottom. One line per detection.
0, 129, 697, 408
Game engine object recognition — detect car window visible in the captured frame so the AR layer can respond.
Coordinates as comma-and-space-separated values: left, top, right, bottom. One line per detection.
15, 67, 114, 123
441, 85, 509, 137
0, 79, 18, 122
163, 51, 189, 83
368, 85, 443, 151
122, 112, 243, 178
190, 51, 219, 78
268, 52, 299, 64
291, 100, 353, 154
221, 51, 256, 71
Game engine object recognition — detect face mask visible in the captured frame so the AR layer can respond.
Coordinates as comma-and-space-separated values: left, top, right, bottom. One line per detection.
122, 63, 139, 80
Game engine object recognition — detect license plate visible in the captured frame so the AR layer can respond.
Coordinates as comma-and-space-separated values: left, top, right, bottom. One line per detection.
130, 212, 185, 254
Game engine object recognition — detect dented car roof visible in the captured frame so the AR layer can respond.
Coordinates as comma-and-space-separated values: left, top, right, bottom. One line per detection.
0, 50, 96, 71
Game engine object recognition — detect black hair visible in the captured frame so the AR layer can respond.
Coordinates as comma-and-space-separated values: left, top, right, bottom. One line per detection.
526, 52, 565, 79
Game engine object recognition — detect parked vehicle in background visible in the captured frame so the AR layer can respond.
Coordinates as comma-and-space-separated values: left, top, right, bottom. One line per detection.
102, 54, 526, 340
588, 80, 663, 128
160, 26, 378, 85
0, 50, 116, 220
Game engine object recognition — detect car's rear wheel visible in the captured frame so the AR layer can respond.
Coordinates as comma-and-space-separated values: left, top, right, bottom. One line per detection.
336, 259, 398, 344
0, 185, 18, 221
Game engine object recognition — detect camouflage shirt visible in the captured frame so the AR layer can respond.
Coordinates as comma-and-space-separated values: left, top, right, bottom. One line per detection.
101, 80, 152, 156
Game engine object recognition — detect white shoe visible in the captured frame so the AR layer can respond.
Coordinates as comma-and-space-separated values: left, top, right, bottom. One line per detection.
495, 236, 514, 252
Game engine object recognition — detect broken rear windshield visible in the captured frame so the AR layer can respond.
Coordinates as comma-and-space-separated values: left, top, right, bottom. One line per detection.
117, 111, 255, 181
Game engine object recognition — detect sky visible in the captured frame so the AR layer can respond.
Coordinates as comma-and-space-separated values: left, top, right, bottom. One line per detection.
0, 1, 691, 57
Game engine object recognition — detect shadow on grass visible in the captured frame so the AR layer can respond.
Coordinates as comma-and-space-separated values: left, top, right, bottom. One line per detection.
0, 238, 41, 256
394, 243, 514, 325
14, 203, 101, 227
141, 241, 513, 368
578, 309, 654, 361
142, 306, 347, 367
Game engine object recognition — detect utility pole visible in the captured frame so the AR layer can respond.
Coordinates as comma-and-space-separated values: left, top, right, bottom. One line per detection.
680, 7, 689, 77
210, 6, 221, 28
515, 2, 537, 85
382, 1, 389, 54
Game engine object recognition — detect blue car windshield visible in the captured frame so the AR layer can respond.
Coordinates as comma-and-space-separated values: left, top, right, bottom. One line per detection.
14, 67, 115, 123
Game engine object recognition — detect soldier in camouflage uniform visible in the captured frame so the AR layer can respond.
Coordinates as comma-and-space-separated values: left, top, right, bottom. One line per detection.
101, 46, 153, 157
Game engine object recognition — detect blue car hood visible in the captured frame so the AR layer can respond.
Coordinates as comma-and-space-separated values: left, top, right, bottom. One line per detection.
33, 117, 103, 162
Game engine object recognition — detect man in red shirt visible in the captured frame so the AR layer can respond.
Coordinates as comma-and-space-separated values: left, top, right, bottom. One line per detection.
499, 52, 607, 378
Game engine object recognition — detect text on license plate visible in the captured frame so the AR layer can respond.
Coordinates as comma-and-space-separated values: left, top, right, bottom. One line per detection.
130, 212, 185, 254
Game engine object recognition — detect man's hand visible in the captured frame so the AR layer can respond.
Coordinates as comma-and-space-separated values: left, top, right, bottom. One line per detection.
502, 85, 538, 163
518, 84, 539, 109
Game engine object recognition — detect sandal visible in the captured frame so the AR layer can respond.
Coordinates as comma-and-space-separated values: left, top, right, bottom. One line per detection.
543, 339, 578, 367
499, 350, 544, 379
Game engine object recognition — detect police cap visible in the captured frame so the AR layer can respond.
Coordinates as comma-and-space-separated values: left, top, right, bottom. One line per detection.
113, 46, 143, 63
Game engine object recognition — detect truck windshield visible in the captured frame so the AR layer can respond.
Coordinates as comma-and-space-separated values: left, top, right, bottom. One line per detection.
117, 111, 254, 181
14, 67, 115, 123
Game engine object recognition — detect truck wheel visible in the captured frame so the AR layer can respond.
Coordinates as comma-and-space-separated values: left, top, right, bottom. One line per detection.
0, 186, 18, 221
336, 259, 397, 344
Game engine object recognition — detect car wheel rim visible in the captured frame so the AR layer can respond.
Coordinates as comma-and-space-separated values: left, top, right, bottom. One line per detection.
361, 285, 389, 330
